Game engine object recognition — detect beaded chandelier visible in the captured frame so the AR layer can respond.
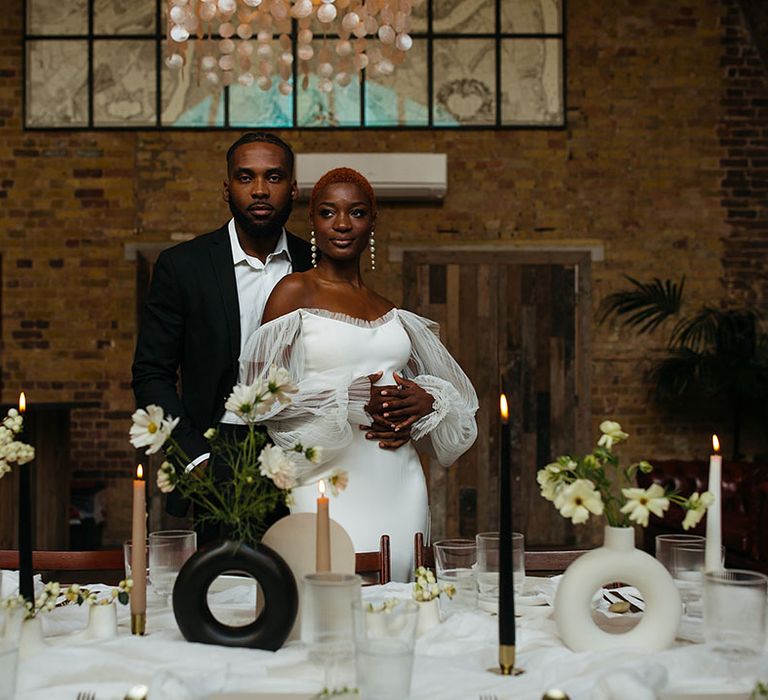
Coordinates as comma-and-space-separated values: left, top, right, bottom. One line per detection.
165, 0, 416, 95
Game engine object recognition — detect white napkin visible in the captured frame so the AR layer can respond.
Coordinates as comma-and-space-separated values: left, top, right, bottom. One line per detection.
0, 570, 44, 600
150, 666, 229, 700
591, 662, 668, 700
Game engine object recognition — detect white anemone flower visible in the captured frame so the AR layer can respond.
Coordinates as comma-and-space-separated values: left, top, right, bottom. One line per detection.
129, 405, 168, 454
682, 491, 715, 530
554, 479, 604, 524
225, 382, 262, 421
620, 483, 669, 527
328, 468, 348, 496
537, 463, 566, 502
259, 444, 297, 490
597, 421, 629, 449
266, 365, 298, 405
156, 461, 176, 494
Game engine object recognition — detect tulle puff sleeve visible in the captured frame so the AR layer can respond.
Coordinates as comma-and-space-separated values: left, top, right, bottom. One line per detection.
397, 310, 479, 467
238, 311, 371, 484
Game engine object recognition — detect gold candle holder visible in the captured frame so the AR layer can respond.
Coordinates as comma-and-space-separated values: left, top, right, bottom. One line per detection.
131, 612, 146, 636
487, 644, 524, 675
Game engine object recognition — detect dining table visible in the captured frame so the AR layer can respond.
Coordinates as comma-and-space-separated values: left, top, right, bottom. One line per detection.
5, 572, 766, 700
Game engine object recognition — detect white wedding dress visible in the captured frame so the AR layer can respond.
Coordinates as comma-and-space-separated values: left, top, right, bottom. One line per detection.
240, 307, 478, 581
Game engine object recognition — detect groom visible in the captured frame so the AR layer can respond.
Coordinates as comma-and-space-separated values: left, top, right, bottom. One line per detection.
132, 132, 424, 518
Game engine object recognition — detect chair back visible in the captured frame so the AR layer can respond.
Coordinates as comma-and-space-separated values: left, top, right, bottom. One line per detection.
413, 534, 587, 575
354, 535, 391, 585
0, 549, 125, 585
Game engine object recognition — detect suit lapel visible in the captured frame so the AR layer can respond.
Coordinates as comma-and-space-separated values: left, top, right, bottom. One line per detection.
208, 226, 241, 365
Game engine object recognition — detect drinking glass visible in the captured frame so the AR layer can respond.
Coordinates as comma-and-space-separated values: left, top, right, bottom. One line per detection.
703, 569, 768, 659
352, 598, 418, 700
655, 533, 705, 572
0, 604, 23, 700
302, 573, 361, 692
476, 532, 525, 613
669, 543, 707, 617
148, 530, 197, 604
123, 538, 149, 581
433, 539, 477, 613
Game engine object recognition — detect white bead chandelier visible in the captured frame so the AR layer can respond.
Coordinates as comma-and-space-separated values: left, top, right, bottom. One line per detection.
165, 0, 417, 95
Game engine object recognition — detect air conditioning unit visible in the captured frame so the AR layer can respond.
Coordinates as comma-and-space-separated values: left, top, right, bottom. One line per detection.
296, 153, 447, 201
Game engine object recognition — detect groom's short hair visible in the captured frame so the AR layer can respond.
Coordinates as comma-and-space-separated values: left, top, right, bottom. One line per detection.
226, 132, 295, 177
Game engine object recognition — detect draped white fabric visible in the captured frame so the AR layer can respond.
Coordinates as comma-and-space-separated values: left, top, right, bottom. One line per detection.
239, 308, 479, 483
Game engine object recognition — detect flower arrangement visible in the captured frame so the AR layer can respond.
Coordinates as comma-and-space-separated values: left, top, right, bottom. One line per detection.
130, 367, 340, 543
0, 408, 35, 479
1, 579, 132, 619
412, 567, 455, 602
537, 420, 714, 529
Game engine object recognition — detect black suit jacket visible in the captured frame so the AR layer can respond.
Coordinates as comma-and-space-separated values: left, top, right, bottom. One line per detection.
131, 225, 312, 514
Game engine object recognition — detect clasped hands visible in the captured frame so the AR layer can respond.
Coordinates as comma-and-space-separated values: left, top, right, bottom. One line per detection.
363, 371, 434, 450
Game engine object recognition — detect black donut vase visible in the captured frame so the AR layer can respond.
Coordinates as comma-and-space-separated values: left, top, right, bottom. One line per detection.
172, 539, 298, 650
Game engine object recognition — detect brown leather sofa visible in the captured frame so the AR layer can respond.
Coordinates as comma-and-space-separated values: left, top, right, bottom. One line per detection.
637, 460, 768, 574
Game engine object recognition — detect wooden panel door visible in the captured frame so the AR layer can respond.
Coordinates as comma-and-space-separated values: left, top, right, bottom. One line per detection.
403, 251, 592, 546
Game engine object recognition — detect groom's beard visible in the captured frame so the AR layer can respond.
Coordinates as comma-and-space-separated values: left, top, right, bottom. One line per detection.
229, 198, 293, 240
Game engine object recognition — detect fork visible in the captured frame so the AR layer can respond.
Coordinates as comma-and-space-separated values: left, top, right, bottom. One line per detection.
479, 694, 499, 700
76, 692, 95, 700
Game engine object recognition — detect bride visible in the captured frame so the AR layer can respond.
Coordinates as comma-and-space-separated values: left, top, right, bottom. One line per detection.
240, 167, 478, 581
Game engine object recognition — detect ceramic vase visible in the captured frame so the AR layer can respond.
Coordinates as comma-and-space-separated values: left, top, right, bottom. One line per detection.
416, 598, 441, 636
554, 525, 681, 652
86, 602, 118, 640
18, 616, 46, 659
172, 539, 298, 650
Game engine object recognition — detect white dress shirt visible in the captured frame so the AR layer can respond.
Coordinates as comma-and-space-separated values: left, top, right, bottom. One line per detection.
187, 218, 293, 469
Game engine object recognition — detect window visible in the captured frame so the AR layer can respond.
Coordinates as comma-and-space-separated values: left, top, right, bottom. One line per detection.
24, 0, 564, 129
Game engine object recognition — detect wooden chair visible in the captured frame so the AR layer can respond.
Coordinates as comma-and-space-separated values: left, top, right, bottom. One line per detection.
0, 549, 125, 584
355, 534, 391, 585
413, 533, 588, 575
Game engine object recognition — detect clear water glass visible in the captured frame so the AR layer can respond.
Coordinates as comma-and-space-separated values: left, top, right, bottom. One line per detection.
302, 573, 361, 692
0, 604, 23, 700
433, 538, 477, 614
476, 531, 525, 613
352, 598, 418, 700
123, 538, 149, 581
703, 569, 768, 658
655, 533, 705, 572
148, 529, 197, 604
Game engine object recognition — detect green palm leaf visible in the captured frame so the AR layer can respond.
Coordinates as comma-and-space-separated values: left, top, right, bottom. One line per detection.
598, 276, 685, 334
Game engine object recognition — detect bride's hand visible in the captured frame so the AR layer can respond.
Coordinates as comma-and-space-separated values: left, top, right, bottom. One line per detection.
361, 419, 412, 449
379, 372, 434, 432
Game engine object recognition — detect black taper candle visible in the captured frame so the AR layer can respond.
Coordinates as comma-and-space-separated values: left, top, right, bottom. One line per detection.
18, 392, 34, 603
498, 391, 516, 671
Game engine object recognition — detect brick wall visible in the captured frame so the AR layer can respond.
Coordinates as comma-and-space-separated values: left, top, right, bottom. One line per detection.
1, 0, 766, 544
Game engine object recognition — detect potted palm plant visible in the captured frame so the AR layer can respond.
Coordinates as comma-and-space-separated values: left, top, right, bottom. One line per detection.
599, 276, 768, 459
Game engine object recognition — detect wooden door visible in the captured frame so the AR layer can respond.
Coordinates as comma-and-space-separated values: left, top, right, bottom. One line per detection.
403, 251, 592, 546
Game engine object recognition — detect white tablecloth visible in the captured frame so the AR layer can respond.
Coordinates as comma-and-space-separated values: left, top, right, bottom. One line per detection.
9, 575, 767, 700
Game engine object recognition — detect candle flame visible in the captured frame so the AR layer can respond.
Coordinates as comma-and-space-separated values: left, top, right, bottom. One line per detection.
318, 479, 326, 497
712, 435, 720, 453
499, 393, 509, 422
136, 464, 144, 479
18, 392, 26, 413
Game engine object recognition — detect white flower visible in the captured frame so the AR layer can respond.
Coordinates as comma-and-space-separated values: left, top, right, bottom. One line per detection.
597, 421, 629, 449
537, 463, 567, 502
554, 479, 604, 524
620, 483, 669, 527
258, 444, 297, 490
225, 382, 264, 421
129, 405, 169, 455
0, 459, 10, 479
0, 426, 12, 446
328, 468, 348, 496
14, 443, 34, 465
305, 446, 324, 466
156, 462, 176, 494
203, 428, 217, 440
266, 365, 298, 405
682, 491, 715, 530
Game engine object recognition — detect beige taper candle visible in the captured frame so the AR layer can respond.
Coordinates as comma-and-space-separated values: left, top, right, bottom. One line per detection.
131, 464, 147, 635
316, 480, 331, 572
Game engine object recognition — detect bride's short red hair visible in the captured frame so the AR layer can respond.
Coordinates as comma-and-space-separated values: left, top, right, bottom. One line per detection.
310, 167, 377, 218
